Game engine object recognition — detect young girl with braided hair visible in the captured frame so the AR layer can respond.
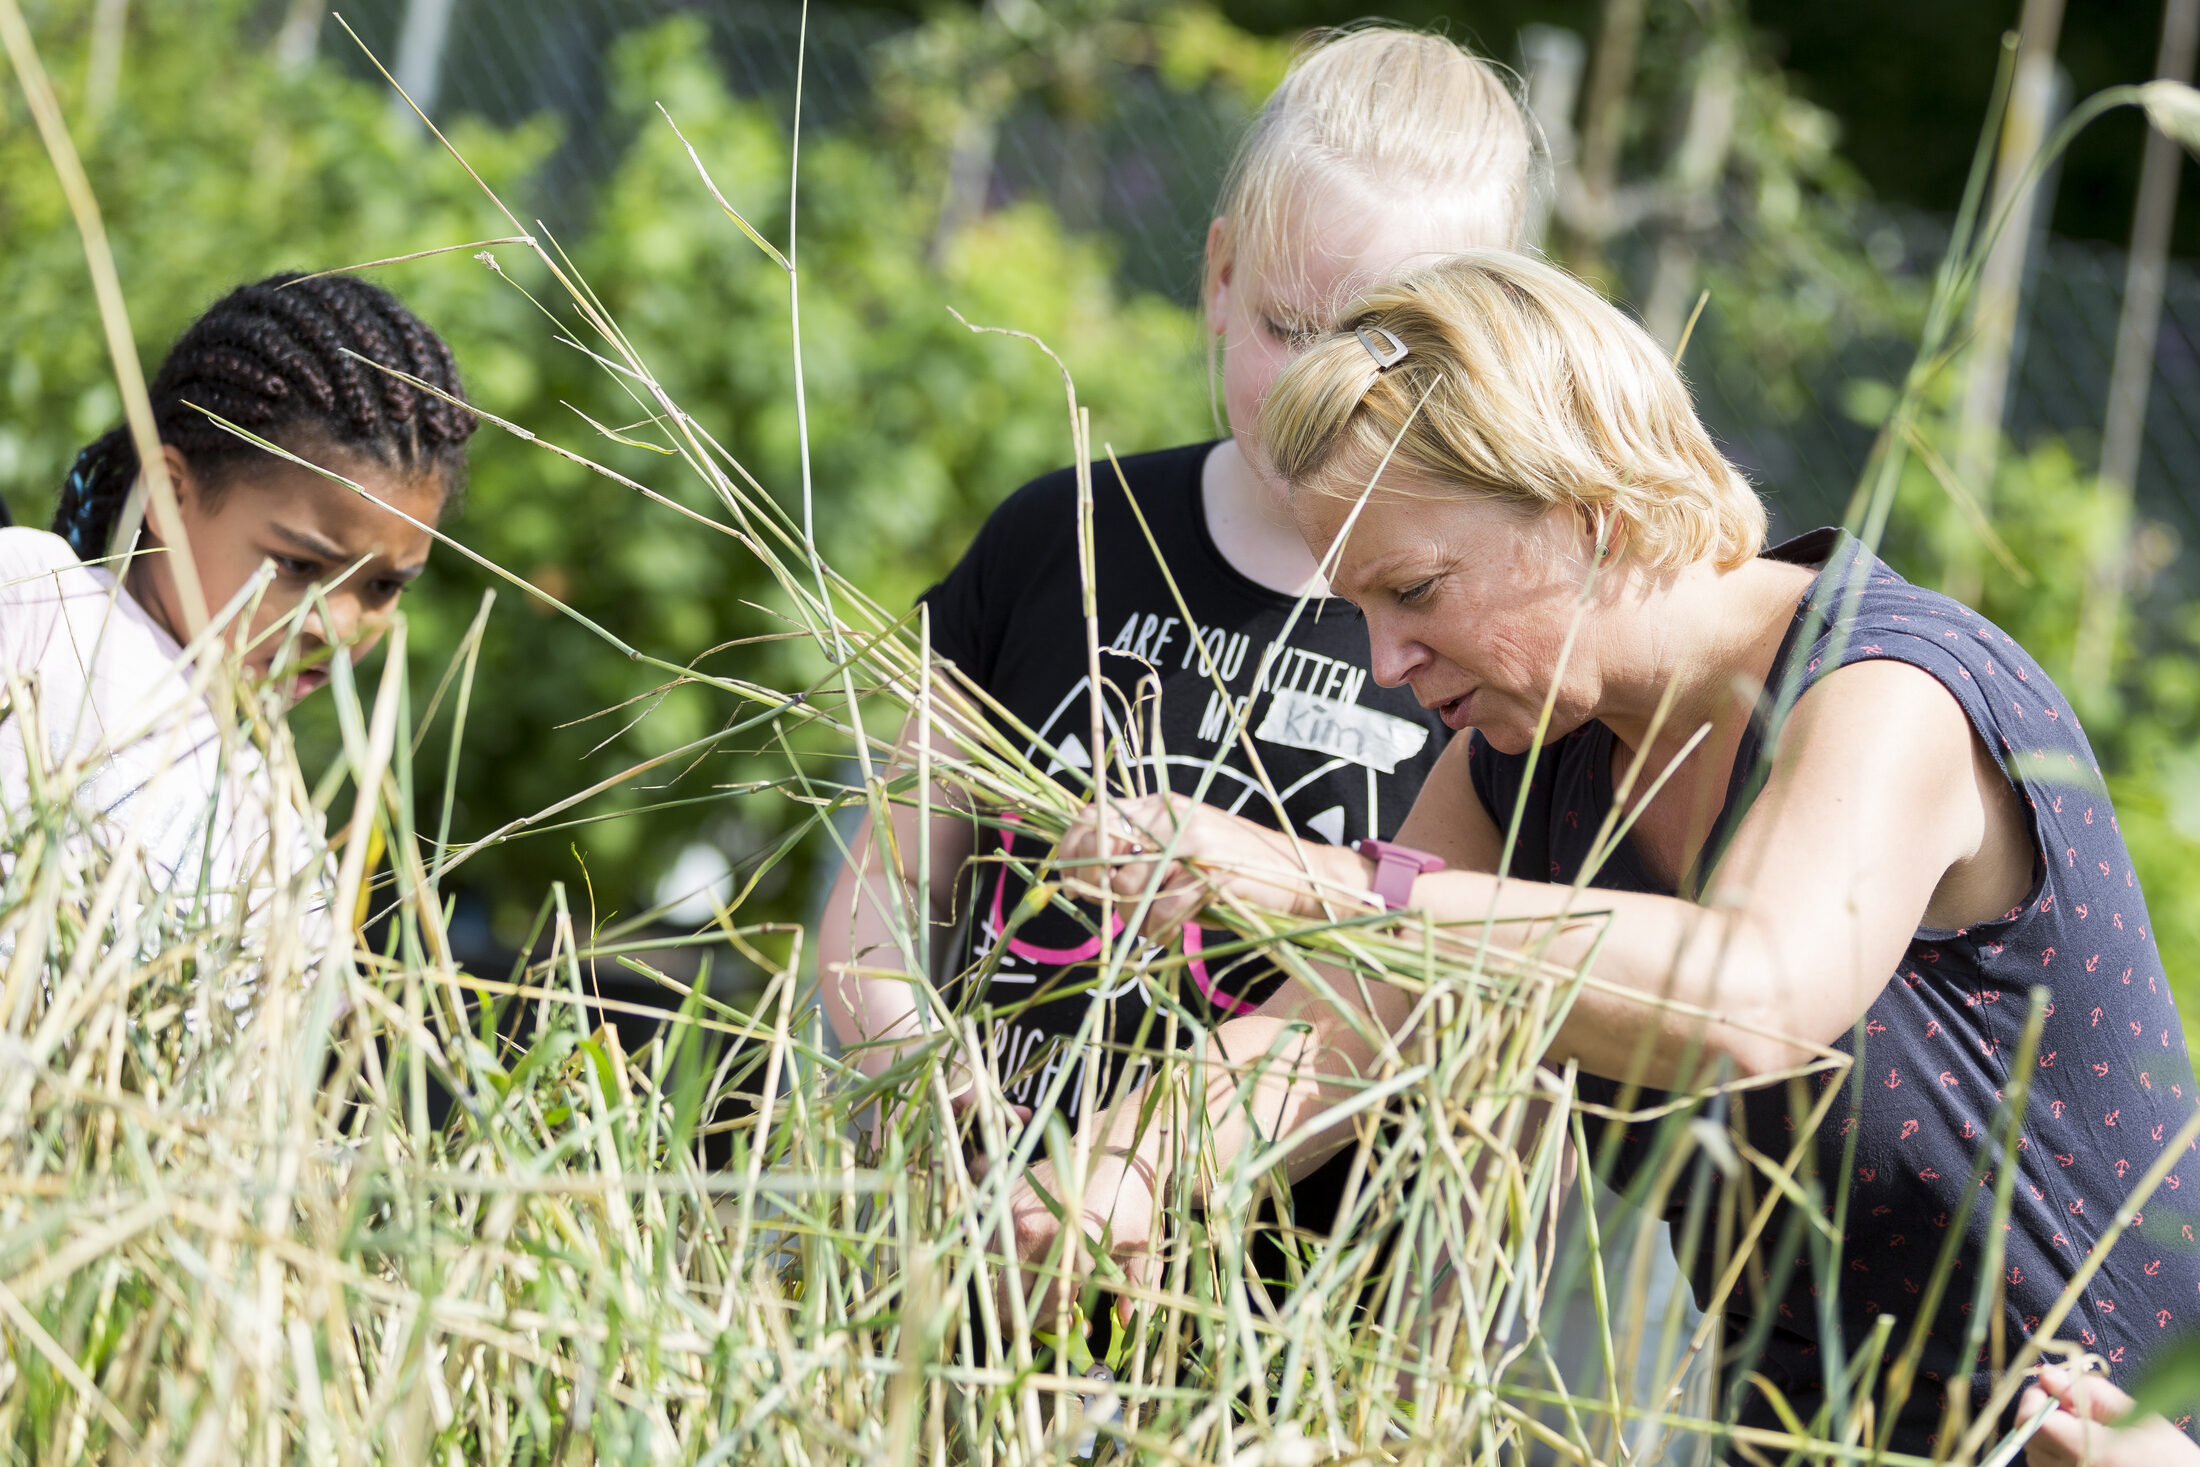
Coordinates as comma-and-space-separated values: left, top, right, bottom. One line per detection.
2, 271, 474, 901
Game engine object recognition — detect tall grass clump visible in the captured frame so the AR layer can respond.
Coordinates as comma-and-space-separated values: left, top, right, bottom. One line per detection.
6, 11, 2200, 1463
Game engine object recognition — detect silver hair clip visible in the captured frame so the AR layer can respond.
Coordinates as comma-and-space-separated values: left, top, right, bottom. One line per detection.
1355, 324, 1409, 371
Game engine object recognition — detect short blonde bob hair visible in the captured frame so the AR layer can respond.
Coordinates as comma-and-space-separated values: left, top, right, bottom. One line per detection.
1205, 27, 1537, 310
1262, 251, 1768, 572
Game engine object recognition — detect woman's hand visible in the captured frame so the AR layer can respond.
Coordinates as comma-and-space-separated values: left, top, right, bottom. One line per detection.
2021, 1365, 2200, 1467
1001, 1149, 1164, 1326
1056, 792, 1350, 939
947, 1084, 1031, 1187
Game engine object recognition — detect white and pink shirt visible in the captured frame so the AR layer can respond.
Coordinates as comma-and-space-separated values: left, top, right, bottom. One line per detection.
0, 527, 323, 946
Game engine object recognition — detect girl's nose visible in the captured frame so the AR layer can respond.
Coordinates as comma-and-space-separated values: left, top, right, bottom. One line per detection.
300, 595, 363, 648
327, 598, 362, 645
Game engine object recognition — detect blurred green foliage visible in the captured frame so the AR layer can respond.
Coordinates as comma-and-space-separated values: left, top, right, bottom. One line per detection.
1859, 384, 2200, 1050
440, 16, 1218, 935
2, 4, 1214, 944
8, 0, 2200, 1045
1690, 27, 1913, 421
1530, 1, 1923, 532
0, 4, 552, 506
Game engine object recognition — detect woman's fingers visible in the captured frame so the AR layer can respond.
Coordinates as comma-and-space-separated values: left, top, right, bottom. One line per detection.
945, 1087, 1032, 1187
1001, 1154, 1164, 1327
1058, 795, 1210, 935
1003, 1169, 1074, 1320
2037, 1365, 2136, 1421
948, 1086, 1031, 1129
1113, 1237, 1157, 1325
2028, 1398, 2123, 1467
2022, 1367, 2194, 1467
1060, 795, 1176, 860
1059, 792, 1326, 937
2022, 1386, 2080, 1467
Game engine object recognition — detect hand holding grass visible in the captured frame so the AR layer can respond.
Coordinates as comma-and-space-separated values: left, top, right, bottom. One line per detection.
1003, 1147, 1166, 1326
2019, 1365, 2200, 1467
1057, 791, 1376, 935
949, 1085, 1031, 1187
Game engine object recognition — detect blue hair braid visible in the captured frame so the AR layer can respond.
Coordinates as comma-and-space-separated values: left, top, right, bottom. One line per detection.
53, 430, 136, 562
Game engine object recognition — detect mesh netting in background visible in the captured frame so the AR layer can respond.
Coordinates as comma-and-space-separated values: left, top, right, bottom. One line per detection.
332, 0, 2200, 570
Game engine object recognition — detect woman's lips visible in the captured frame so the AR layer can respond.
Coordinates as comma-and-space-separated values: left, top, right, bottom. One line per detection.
1436, 691, 1474, 731
290, 667, 330, 698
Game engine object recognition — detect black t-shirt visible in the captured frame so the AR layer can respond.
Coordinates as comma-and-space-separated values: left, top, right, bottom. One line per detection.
1469, 530, 2200, 1449
921, 441, 1448, 1232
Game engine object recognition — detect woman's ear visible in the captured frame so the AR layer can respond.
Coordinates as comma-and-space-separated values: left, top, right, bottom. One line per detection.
1571, 502, 1619, 566
1204, 218, 1233, 339
157, 444, 203, 515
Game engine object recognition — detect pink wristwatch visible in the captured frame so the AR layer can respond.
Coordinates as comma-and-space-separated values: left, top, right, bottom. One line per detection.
1354, 838, 1446, 911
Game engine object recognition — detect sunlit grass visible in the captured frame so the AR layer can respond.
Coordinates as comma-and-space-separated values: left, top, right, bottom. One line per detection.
6, 9, 2200, 1463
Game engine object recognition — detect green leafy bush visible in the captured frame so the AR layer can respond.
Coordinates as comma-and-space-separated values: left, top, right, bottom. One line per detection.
1863, 392, 2200, 1049
12, 3, 2197, 1050
3, 5, 1213, 938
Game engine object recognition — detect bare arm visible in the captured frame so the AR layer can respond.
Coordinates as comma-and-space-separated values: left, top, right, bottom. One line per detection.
1404, 659, 2013, 1081
1005, 663, 2026, 1305
1076, 660, 2016, 1092
818, 709, 978, 1081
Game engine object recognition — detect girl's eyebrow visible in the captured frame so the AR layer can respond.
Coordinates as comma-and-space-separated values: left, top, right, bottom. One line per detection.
270, 524, 348, 561
270, 524, 425, 581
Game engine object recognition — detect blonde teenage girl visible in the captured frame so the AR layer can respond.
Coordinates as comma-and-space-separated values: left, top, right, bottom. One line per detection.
820, 29, 1533, 1232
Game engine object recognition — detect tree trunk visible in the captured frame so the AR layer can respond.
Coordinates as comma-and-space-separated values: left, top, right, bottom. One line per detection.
1518, 25, 1586, 251
1644, 31, 1741, 351
1568, 0, 1646, 277
273, 0, 324, 73
83, 0, 126, 124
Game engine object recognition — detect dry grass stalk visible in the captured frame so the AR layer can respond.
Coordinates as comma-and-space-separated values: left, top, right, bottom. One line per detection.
7, 12, 2193, 1464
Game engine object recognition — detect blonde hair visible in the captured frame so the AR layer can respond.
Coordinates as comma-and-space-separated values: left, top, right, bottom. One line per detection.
1204, 27, 1537, 310
1262, 251, 1768, 571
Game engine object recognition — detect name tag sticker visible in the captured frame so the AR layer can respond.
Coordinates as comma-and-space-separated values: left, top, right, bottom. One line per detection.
1254, 688, 1429, 774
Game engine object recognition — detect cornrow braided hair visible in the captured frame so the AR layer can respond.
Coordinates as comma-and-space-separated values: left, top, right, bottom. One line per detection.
53, 272, 475, 561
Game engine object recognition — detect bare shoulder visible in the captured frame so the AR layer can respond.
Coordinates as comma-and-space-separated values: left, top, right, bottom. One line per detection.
1773, 656, 2032, 923
1780, 656, 1974, 758
1767, 659, 1983, 824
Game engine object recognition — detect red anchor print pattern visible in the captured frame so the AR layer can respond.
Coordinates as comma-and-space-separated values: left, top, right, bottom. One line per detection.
1473, 531, 2200, 1451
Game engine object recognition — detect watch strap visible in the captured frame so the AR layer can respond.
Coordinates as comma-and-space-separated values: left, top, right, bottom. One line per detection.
1354, 838, 1446, 911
